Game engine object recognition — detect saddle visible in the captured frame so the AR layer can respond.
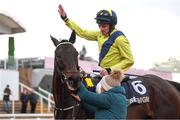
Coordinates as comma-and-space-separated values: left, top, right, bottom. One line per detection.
82, 73, 150, 106
82, 73, 101, 92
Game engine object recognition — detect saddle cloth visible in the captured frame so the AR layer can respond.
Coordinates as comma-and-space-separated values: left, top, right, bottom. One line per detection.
82, 74, 150, 106
121, 76, 150, 106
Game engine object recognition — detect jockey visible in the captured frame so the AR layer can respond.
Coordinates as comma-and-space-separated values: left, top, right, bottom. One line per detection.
58, 5, 134, 76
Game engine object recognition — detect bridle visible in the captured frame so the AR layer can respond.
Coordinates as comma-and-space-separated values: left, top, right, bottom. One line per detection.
54, 101, 80, 120
54, 41, 81, 119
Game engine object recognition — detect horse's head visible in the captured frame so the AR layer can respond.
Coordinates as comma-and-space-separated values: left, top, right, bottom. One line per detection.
50, 30, 81, 91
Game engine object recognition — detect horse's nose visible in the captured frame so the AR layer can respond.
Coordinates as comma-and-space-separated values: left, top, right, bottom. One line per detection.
68, 76, 81, 83
67, 76, 81, 88
64, 71, 80, 78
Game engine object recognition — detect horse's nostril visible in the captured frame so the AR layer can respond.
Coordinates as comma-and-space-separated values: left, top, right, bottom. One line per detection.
69, 81, 73, 85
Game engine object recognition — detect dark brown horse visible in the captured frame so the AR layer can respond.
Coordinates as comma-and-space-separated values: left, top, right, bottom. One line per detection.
50, 30, 180, 119
50, 31, 87, 119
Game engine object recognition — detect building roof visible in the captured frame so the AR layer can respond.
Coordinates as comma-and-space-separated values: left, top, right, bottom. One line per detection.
44, 57, 99, 73
126, 68, 172, 80
152, 57, 180, 73
0, 11, 26, 34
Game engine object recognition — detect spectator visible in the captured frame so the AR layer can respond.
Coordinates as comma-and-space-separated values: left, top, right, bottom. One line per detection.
28, 90, 39, 113
20, 89, 29, 113
71, 70, 127, 119
3, 84, 11, 113
79, 45, 87, 60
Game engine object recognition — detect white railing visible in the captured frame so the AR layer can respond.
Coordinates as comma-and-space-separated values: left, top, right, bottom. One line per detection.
38, 87, 54, 112
19, 83, 55, 114
0, 82, 54, 119
0, 113, 53, 119
11, 94, 15, 114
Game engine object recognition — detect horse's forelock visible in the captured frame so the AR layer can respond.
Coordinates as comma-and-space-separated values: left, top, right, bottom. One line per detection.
60, 39, 68, 42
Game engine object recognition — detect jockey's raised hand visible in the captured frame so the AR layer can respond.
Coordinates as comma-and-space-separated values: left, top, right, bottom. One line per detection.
58, 4, 68, 21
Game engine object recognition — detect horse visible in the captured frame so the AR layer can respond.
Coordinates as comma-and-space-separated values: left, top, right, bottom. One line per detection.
50, 31, 87, 119
50, 30, 180, 119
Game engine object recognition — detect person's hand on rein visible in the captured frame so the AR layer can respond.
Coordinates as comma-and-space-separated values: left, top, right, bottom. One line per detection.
71, 94, 81, 102
100, 68, 111, 76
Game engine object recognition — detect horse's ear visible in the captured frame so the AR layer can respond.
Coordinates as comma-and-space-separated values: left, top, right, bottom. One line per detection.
69, 30, 76, 44
50, 35, 59, 47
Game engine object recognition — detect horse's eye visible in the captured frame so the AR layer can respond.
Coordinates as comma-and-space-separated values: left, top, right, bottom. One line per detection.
76, 51, 79, 55
56, 57, 62, 61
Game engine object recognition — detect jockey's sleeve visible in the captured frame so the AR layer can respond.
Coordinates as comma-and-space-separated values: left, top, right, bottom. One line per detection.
64, 19, 99, 41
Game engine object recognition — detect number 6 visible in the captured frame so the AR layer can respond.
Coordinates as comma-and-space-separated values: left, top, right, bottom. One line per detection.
131, 81, 146, 95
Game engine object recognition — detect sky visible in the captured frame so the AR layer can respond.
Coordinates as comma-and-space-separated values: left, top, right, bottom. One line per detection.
0, 0, 180, 69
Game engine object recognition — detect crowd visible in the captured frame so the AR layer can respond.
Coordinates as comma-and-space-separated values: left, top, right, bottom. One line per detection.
20, 89, 39, 113
2, 85, 39, 114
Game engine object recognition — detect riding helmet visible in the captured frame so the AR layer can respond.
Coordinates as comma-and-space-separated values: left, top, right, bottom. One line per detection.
95, 9, 117, 26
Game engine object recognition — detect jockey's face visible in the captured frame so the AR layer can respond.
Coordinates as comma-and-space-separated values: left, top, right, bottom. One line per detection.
98, 23, 110, 36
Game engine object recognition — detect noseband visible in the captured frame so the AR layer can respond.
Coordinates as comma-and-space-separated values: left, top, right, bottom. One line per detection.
54, 41, 80, 119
